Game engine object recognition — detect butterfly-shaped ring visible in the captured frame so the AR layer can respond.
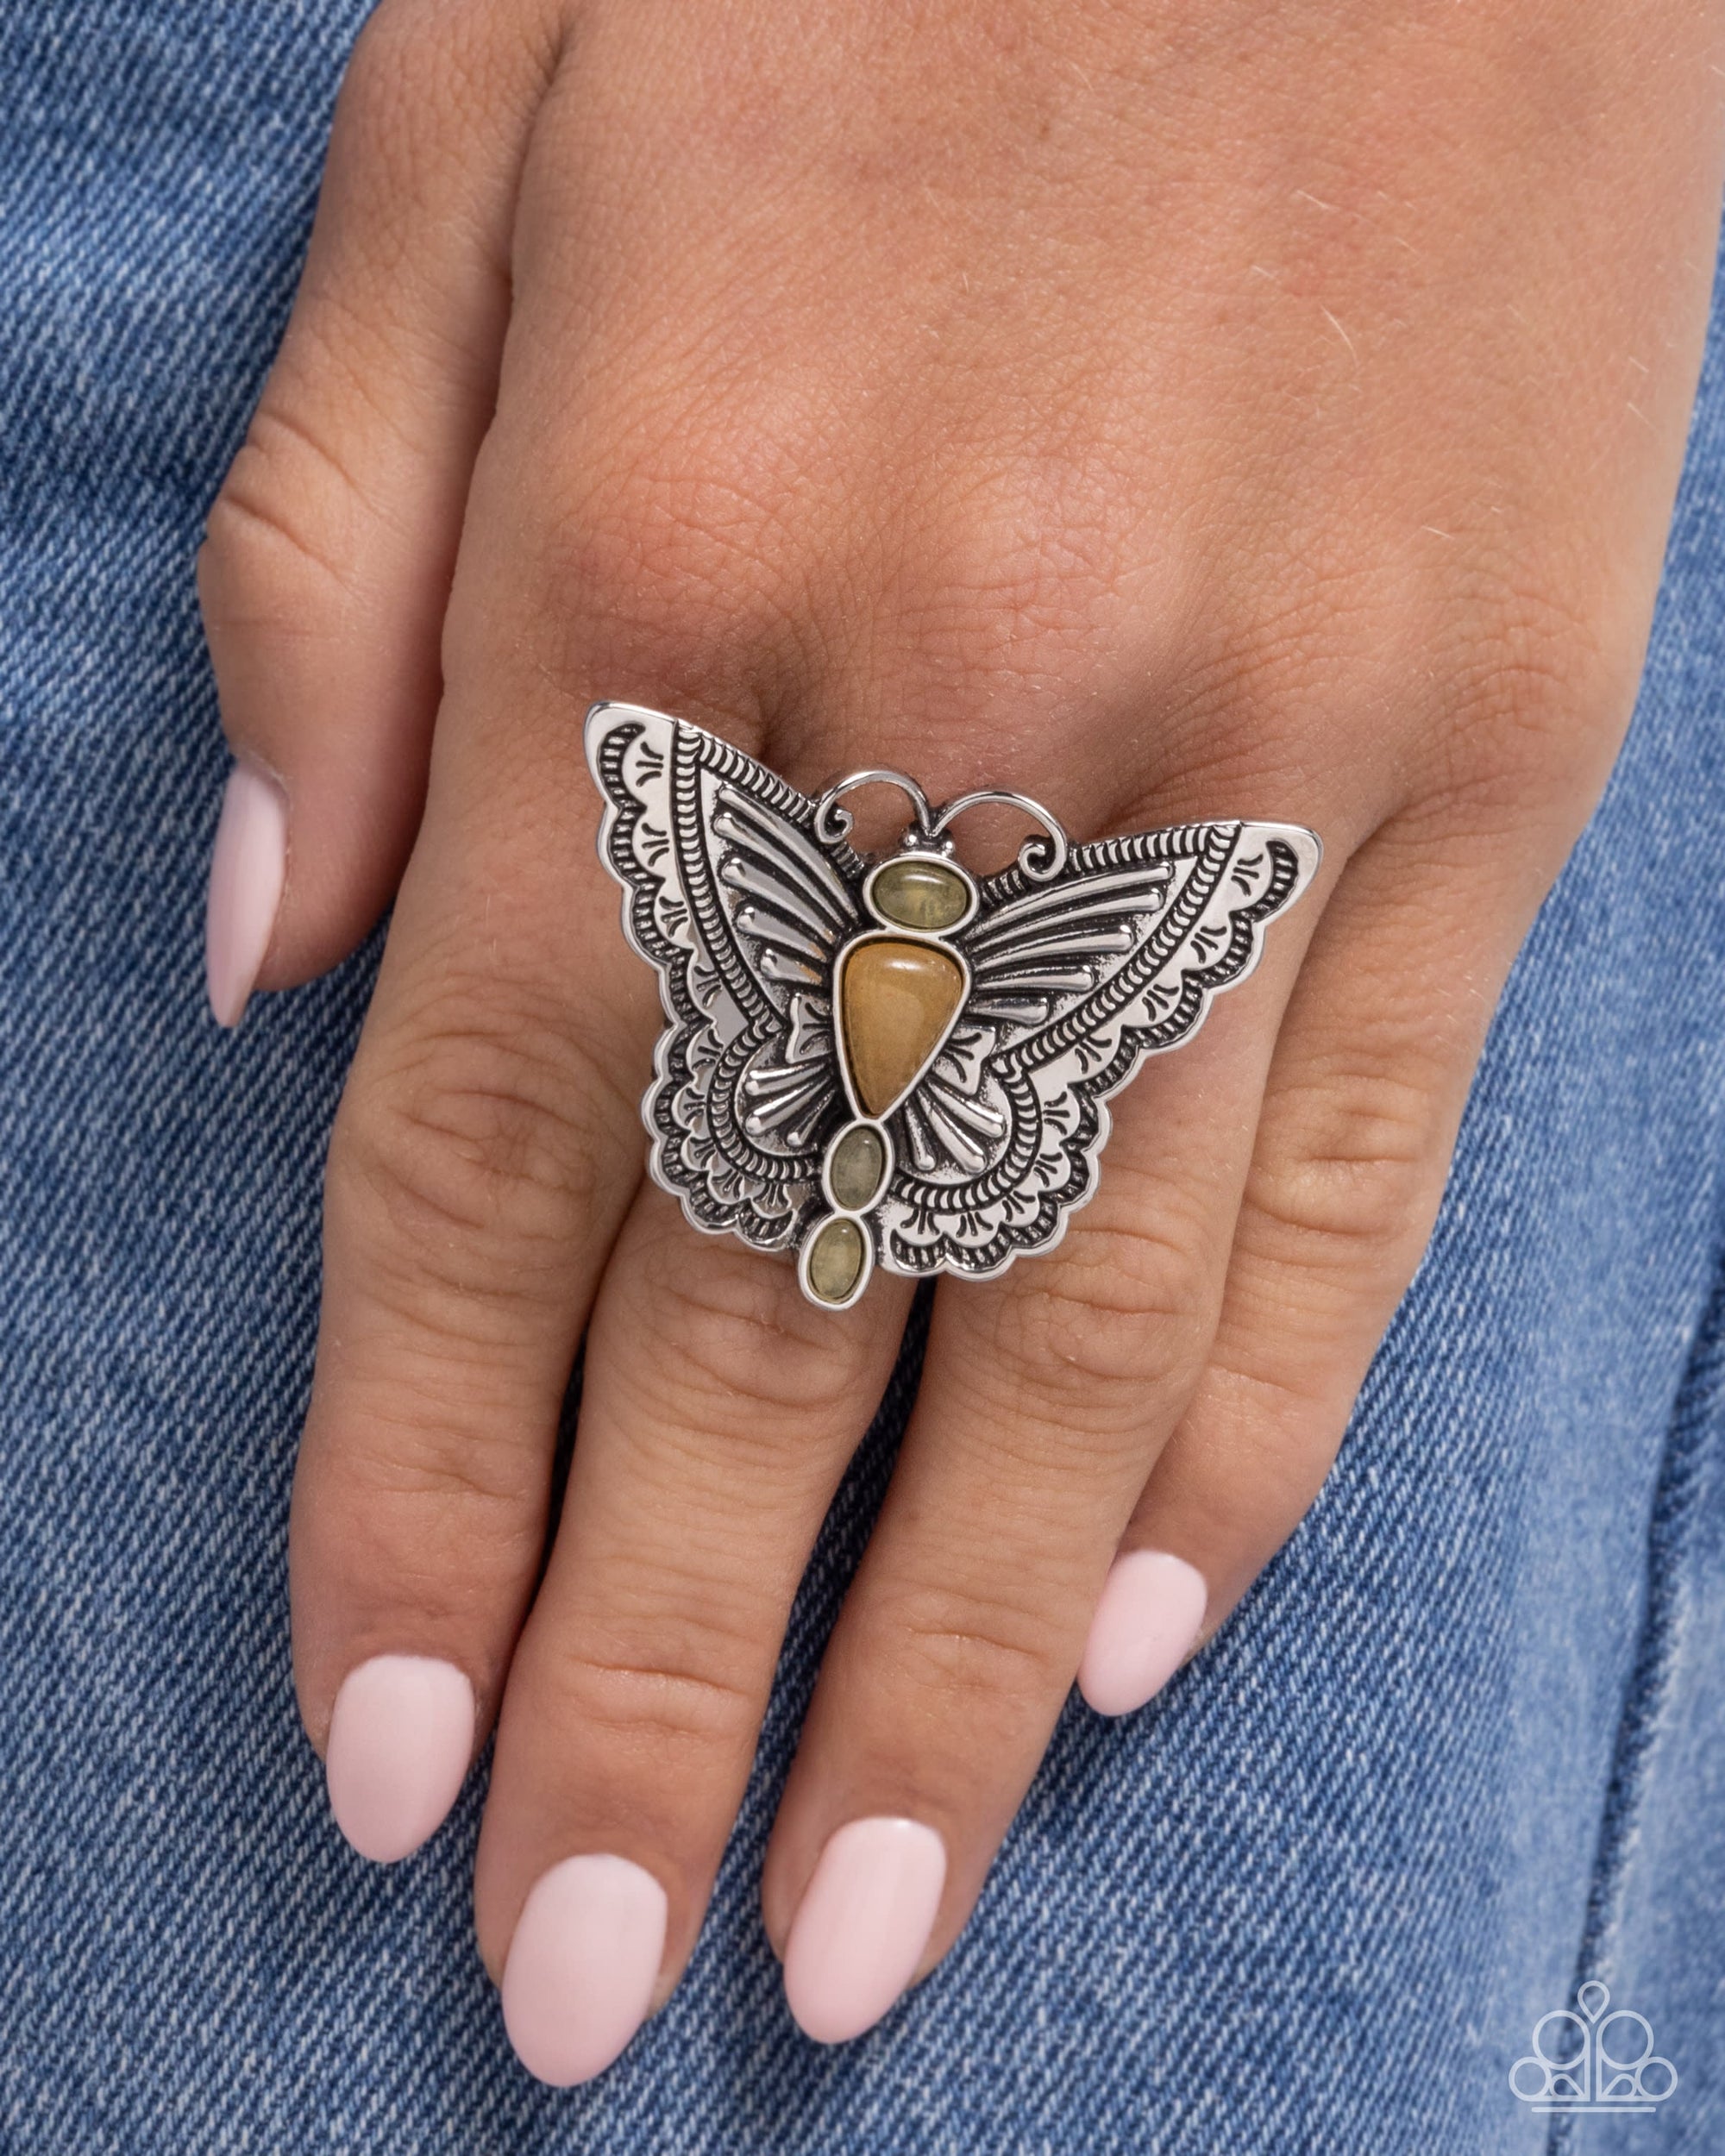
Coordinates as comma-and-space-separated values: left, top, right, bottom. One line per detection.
586, 701, 1321, 1310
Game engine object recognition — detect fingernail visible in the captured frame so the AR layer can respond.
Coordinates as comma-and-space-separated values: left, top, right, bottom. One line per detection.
204, 761, 286, 1027
324, 1655, 474, 1864
501, 1855, 668, 2086
1077, 1549, 1208, 1716
782, 1816, 946, 2044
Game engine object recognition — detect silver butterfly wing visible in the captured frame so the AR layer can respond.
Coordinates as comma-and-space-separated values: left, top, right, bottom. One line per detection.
874, 820, 1321, 1277
585, 701, 866, 1250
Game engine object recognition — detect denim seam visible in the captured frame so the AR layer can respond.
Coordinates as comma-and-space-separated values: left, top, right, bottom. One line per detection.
1544, 1179, 1725, 2155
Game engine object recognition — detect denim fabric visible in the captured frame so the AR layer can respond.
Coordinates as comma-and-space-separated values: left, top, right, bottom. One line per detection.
2, 5, 1723, 2153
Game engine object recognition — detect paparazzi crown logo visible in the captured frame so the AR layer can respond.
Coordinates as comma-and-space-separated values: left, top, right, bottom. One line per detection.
1509, 1982, 1678, 2114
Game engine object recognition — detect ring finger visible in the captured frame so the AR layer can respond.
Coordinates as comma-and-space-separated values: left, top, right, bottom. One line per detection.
757, 908, 1327, 2040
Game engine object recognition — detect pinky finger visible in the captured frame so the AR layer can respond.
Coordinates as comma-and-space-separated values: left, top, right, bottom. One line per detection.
1077, 812, 1556, 1715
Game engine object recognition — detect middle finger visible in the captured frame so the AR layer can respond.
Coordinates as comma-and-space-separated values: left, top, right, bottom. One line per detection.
476, 1182, 913, 2084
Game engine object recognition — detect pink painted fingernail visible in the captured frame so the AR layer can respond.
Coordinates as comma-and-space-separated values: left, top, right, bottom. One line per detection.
501, 1855, 668, 2085
324, 1655, 474, 1864
1077, 1549, 1208, 1716
782, 1817, 946, 2044
204, 761, 286, 1027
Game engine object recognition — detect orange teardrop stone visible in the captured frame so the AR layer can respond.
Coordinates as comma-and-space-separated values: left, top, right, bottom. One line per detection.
838, 938, 965, 1118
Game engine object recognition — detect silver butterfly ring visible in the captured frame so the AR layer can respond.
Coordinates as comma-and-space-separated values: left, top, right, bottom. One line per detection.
586, 701, 1321, 1310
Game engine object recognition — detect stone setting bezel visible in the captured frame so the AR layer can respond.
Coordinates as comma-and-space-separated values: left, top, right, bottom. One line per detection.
862, 850, 980, 934
821, 1119, 894, 1214
831, 930, 973, 1125
797, 1211, 875, 1309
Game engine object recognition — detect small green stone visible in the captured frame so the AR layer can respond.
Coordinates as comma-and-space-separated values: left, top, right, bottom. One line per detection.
807, 1216, 866, 1303
870, 857, 970, 931
828, 1124, 888, 1211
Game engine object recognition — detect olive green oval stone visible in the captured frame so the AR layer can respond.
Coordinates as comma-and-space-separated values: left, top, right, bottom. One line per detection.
870, 857, 970, 931
828, 1123, 888, 1211
807, 1216, 866, 1304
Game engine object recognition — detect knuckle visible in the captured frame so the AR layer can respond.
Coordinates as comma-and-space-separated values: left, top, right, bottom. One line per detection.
463, 416, 1127, 747
466, 387, 825, 717
1245, 1067, 1443, 1270
623, 1227, 876, 1433
904, 455, 1123, 691
298, 1417, 548, 1632
322, 1441, 548, 1609
336, 0, 459, 154
1428, 570, 1633, 813
340, 0, 557, 177
331, 978, 624, 1300
198, 407, 369, 625
341, 1398, 546, 1518
884, 1577, 1072, 1708
453, 472, 789, 744
975, 1216, 1212, 1425
337, 0, 419, 131
315, 1305, 561, 1505
545, 1635, 762, 1752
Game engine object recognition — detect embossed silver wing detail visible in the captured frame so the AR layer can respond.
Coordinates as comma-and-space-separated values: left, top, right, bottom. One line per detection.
585, 701, 866, 1250
874, 822, 1321, 1277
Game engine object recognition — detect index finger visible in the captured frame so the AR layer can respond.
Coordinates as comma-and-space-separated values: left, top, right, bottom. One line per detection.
288, 648, 650, 1860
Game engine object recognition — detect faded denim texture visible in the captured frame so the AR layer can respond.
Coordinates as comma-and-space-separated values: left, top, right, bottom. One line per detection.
2, 4, 1722, 2151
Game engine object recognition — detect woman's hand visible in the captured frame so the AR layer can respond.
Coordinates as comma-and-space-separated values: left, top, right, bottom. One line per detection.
198, 0, 1724, 2084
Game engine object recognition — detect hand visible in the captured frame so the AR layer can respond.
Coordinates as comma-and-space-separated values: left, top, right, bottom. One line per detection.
197, 0, 1725, 2084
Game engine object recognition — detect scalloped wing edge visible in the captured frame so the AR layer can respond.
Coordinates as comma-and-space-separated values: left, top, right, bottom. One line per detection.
584, 701, 854, 1253
875, 819, 1323, 1280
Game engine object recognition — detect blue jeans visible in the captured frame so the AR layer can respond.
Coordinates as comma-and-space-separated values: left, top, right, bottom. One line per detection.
3, 5, 1723, 2151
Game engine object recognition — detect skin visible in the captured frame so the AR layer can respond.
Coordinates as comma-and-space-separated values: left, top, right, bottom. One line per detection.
198, 0, 1725, 2053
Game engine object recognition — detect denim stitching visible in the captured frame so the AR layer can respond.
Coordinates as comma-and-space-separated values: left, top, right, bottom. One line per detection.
1546, 1218, 1725, 2156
